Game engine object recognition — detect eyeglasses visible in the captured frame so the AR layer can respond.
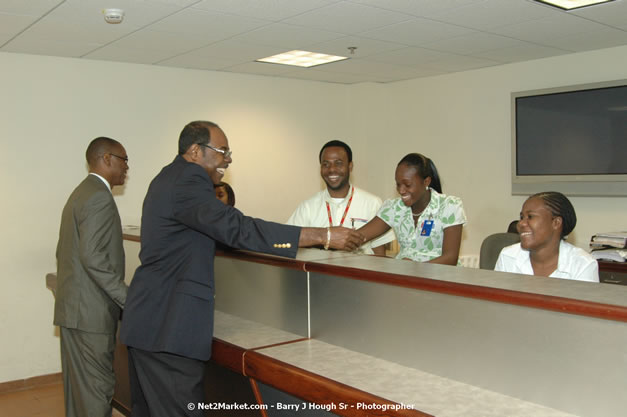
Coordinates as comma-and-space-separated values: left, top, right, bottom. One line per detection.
110, 153, 129, 164
199, 143, 232, 158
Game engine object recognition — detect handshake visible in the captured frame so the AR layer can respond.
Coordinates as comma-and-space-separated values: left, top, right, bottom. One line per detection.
300, 226, 367, 252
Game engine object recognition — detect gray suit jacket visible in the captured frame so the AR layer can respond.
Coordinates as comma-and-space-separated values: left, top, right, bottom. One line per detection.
54, 174, 127, 334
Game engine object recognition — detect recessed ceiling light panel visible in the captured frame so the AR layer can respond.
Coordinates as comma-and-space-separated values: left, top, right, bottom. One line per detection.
533, 0, 614, 10
256, 50, 348, 68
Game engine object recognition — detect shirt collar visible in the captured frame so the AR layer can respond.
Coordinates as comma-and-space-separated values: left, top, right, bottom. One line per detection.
555, 240, 569, 274
323, 184, 353, 204
89, 172, 111, 193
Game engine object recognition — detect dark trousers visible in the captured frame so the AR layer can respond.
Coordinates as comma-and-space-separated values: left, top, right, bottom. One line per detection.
60, 327, 116, 417
128, 347, 206, 417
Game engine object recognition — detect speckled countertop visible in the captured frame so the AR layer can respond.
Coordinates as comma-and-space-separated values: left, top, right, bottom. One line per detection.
214, 311, 580, 417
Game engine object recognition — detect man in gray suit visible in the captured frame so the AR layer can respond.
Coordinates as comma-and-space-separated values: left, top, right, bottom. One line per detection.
54, 137, 129, 417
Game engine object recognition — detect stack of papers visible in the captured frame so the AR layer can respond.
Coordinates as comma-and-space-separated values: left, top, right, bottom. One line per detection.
590, 231, 627, 249
590, 248, 627, 263
590, 231, 627, 262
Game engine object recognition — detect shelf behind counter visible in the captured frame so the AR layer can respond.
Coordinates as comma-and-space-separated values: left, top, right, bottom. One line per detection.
119, 231, 627, 417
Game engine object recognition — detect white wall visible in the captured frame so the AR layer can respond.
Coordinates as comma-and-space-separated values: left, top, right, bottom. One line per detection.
349, 45, 627, 255
1, 44, 627, 383
0, 51, 350, 382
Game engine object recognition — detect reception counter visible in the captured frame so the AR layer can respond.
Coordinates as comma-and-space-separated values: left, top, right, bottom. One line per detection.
108, 232, 627, 416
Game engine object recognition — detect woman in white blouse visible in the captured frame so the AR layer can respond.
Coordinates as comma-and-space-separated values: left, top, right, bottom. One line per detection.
495, 191, 599, 282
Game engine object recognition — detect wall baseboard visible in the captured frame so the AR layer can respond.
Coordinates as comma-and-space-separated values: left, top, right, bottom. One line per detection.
0, 372, 62, 394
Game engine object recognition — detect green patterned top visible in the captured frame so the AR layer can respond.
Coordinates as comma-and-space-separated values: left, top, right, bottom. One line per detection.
377, 189, 466, 262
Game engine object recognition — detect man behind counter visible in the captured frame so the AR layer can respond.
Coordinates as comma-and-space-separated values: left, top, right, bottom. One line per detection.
288, 140, 395, 255
120, 121, 364, 417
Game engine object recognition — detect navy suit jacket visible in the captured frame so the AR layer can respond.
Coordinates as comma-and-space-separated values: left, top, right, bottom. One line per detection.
120, 155, 300, 360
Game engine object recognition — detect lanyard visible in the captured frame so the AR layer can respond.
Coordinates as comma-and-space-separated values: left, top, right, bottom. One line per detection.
326, 186, 354, 227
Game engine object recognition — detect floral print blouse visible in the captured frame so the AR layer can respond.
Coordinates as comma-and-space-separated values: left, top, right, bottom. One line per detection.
378, 189, 466, 262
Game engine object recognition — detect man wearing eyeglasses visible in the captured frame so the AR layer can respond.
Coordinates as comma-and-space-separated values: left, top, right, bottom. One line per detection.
54, 137, 129, 417
120, 120, 363, 417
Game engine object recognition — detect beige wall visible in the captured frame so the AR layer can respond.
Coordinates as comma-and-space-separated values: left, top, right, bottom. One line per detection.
1, 45, 626, 382
0, 51, 350, 382
350, 45, 627, 255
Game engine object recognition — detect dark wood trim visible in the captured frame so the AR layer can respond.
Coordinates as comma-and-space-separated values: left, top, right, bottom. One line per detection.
122, 233, 140, 242
598, 260, 627, 274
216, 249, 306, 272
306, 263, 627, 323
122, 234, 306, 271
248, 378, 269, 417
112, 399, 131, 417
0, 372, 62, 394
122, 233, 627, 323
244, 351, 433, 417
248, 338, 310, 352
211, 338, 248, 374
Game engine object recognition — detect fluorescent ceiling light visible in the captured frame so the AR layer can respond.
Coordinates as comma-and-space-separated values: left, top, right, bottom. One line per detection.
256, 50, 348, 68
533, 0, 614, 10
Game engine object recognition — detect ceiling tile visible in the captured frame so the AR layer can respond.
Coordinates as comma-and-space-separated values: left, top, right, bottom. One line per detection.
158, 39, 281, 68
49, 0, 193, 28
0, 0, 63, 16
570, 0, 627, 30
318, 57, 425, 79
14, 17, 139, 45
83, 46, 169, 64
489, 13, 608, 43
84, 29, 213, 63
229, 23, 343, 49
2, 37, 102, 57
418, 32, 532, 55
535, 26, 627, 52
360, 17, 475, 45
0, 13, 38, 37
427, 0, 561, 30
147, 8, 270, 39
282, 68, 374, 84
416, 54, 501, 72
191, 0, 341, 21
366, 46, 458, 66
0, 0, 625, 84
222, 61, 299, 76
96, 29, 210, 53
305, 35, 407, 58
283, 1, 413, 34
348, 0, 486, 17
475, 43, 570, 63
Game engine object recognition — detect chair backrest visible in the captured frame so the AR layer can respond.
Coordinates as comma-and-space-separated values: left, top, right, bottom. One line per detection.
479, 233, 521, 270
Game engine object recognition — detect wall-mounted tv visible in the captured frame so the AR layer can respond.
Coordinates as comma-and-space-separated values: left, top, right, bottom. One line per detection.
511, 80, 627, 197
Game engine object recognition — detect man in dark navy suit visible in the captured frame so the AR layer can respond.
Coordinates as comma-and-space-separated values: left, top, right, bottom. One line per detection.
120, 121, 362, 417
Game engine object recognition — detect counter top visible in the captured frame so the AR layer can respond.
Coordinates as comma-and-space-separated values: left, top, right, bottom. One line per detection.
249, 338, 579, 417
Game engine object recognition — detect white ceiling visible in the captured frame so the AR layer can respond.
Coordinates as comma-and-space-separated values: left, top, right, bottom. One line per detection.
1, 0, 626, 84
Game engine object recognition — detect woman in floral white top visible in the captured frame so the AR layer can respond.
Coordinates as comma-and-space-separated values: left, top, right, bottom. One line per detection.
358, 153, 466, 264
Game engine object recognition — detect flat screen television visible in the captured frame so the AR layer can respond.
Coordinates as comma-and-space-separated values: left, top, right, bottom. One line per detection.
511, 79, 627, 197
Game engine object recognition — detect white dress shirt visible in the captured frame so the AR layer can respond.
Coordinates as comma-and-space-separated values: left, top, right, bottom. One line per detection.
287, 185, 395, 254
495, 240, 599, 282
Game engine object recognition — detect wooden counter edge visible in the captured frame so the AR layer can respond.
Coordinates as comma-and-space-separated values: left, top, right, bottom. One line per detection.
122, 234, 627, 324
243, 350, 433, 417
306, 263, 627, 323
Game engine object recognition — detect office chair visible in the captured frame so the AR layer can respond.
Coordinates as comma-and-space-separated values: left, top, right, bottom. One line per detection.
479, 233, 520, 270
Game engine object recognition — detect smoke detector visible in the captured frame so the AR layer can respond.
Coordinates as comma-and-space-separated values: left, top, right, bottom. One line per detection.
103, 8, 124, 24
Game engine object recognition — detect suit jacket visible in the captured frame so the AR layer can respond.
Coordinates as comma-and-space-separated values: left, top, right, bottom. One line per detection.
120, 155, 300, 361
54, 174, 127, 334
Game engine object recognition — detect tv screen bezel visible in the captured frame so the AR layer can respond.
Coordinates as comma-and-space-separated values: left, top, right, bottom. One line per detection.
511, 79, 627, 197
